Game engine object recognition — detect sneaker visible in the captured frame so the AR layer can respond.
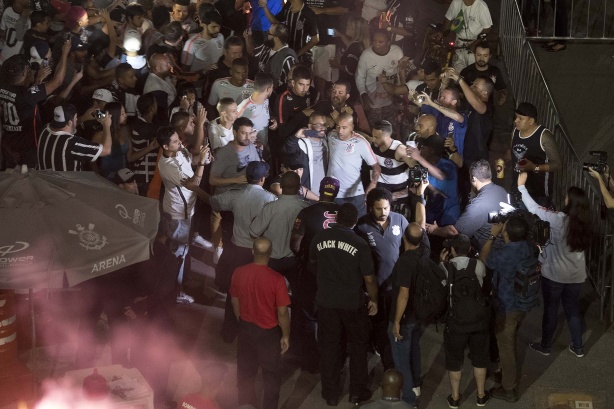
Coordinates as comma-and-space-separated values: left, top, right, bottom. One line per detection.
568, 344, 585, 357
477, 391, 490, 406
192, 235, 214, 251
176, 291, 194, 304
447, 394, 460, 408
529, 341, 551, 356
489, 386, 518, 403
213, 246, 223, 264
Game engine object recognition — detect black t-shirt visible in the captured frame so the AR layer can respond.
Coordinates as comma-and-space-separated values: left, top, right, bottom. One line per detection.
311, 224, 374, 310
304, 0, 351, 46
386, 0, 419, 58
23, 30, 50, 59
338, 41, 363, 86
275, 4, 319, 58
294, 201, 341, 262
459, 64, 506, 91
463, 102, 494, 164
0, 83, 47, 156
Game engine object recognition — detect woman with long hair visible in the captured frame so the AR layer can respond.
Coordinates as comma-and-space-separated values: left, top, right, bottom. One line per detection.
330, 16, 371, 90
518, 172, 593, 357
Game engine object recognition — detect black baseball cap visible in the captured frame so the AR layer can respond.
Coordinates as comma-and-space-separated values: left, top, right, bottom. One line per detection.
246, 161, 270, 181
515, 102, 538, 119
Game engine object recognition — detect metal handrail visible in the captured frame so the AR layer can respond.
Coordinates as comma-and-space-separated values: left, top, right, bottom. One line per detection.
501, 0, 614, 322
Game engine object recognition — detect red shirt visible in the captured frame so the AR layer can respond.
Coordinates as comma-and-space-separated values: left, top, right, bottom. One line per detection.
230, 263, 291, 329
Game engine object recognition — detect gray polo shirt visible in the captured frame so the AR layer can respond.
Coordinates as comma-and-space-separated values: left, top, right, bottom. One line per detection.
211, 184, 277, 248
210, 142, 261, 195
250, 194, 310, 259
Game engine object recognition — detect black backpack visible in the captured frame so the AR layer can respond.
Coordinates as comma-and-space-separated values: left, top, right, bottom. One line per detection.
446, 259, 490, 333
413, 258, 448, 324
514, 258, 542, 311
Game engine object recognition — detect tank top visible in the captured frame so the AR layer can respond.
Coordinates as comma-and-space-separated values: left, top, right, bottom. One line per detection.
511, 125, 552, 198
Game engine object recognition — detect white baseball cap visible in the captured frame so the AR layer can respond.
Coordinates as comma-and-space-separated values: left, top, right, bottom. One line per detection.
92, 88, 114, 103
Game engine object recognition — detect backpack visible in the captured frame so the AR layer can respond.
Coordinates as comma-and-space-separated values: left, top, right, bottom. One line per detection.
446, 259, 490, 333
413, 258, 448, 324
514, 259, 542, 310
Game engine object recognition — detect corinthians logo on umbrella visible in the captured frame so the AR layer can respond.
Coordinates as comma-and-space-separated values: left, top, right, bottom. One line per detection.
68, 223, 107, 251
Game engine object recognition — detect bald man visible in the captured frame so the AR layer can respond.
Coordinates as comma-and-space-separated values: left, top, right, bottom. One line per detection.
415, 114, 437, 140
230, 237, 291, 409
144, 53, 178, 123
361, 369, 416, 408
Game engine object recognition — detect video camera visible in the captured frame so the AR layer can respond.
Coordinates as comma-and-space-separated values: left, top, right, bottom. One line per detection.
582, 151, 608, 173
408, 165, 428, 185
488, 203, 550, 247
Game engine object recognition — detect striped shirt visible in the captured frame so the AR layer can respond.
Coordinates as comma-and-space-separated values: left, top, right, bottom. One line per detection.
131, 117, 159, 183
37, 126, 102, 171
373, 139, 408, 192
254, 44, 295, 87
275, 3, 318, 59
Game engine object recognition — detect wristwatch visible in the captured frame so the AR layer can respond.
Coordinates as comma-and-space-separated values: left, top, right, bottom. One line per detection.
196, 162, 205, 167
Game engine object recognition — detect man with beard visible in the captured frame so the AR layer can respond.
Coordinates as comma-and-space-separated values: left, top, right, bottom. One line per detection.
181, 5, 224, 73
356, 29, 404, 137
37, 104, 112, 171
460, 41, 507, 106
237, 73, 277, 147
245, 23, 297, 89
304, 80, 357, 131
0, 42, 71, 169
207, 58, 254, 118
106, 63, 139, 119
144, 53, 177, 124
203, 35, 245, 116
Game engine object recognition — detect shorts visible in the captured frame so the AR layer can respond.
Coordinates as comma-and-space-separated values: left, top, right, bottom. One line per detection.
444, 328, 490, 371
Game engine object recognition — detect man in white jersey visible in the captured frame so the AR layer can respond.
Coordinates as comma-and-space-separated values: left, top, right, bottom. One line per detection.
181, 5, 224, 73
209, 97, 239, 154
0, 0, 31, 64
327, 112, 381, 216
207, 58, 254, 110
237, 73, 277, 147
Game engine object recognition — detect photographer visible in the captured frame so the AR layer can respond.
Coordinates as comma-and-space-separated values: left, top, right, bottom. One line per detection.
518, 172, 593, 358
588, 167, 614, 209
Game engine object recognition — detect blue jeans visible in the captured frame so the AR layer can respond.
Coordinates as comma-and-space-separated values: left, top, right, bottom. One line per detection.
387, 322, 417, 404
335, 195, 366, 217
540, 277, 583, 349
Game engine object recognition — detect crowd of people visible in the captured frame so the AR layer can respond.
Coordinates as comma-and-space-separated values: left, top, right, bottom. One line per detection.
0, 0, 609, 408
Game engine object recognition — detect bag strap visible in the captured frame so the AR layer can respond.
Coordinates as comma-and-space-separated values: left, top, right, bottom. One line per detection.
176, 185, 189, 220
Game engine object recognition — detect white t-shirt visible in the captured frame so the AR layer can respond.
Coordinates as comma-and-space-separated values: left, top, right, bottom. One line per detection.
158, 150, 197, 220
237, 97, 270, 146
207, 78, 254, 106
445, 0, 492, 41
0, 7, 30, 62
361, 0, 387, 21
181, 33, 224, 72
327, 131, 378, 198
208, 119, 234, 151
355, 45, 404, 109
405, 79, 422, 93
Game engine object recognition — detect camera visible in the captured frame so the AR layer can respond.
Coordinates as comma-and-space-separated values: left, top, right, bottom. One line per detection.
408, 165, 428, 184
488, 206, 551, 246
92, 110, 106, 119
416, 95, 425, 104
582, 150, 607, 173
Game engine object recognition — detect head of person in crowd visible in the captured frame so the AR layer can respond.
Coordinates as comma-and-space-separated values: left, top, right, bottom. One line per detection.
371, 120, 393, 150
137, 92, 158, 121
281, 171, 301, 196
447, 234, 471, 258
115, 168, 139, 195
246, 160, 270, 185
126, 3, 146, 29
232, 117, 255, 147
380, 369, 404, 400
65, 6, 89, 33
474, 41, 493, 69
29, 42, 51, 71
290, 65, 312, 97
469, 159, 492, 192
152, 5, 171, 29
177, 82, 197, 108
345, 16, 371, 50
2, 55, 35, 86
171, 0, 190, 23
253, 236, 273, 263
319, 176, 340, 202
366, 187, 393, 225
138, 0, 154, 19
91, 88, 114, 111
471, 75, 495, 103
404, 222, 424, 249
422, 59, 442, 92
30, 11, 51, 34
415, 114, 437, 139
106, 102, 128, 138
69, 36, 90, 64
331, 80, 351, 108
514, 102, 539, 132
419, 133, 445, 164
280, 161, 304, 181
217, 97, 239, 124
502, 215, 529, 244
149, 53, 173, 79
88, 39, 110, 68
171, 111, 195, 140
116, 63, 138, 90
371, 29, 392, 56
336, 203, 359, 228
161, 21, 184, 46
229, 58, 249, 87
562, 186, 593, 252
222, 36, 244, 66
307, 111, 327, 136
335, 112, 355, 140
438, 86, 461, 110
265, 23, 290, 49
156, 125, 182, 154
51, 104, 79, 133
253, 73, 275, 99
198, 5, 222, 39
123, 29, 143, 59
